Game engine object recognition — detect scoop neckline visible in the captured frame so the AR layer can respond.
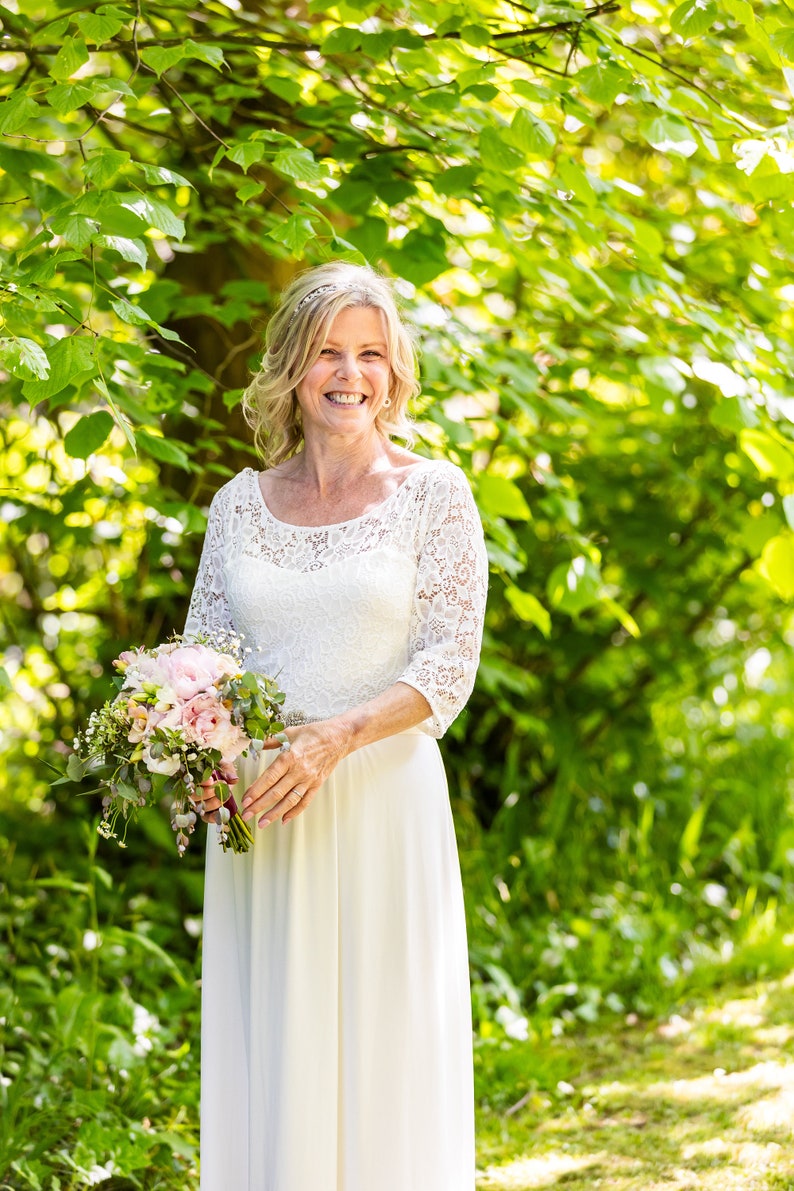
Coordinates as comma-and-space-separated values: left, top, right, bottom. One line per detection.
249, 461, 437, 530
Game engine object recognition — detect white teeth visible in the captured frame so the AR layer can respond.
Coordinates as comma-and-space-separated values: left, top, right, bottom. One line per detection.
326, 392, 365, 405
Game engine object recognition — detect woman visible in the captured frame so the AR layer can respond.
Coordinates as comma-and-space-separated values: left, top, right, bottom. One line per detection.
184, 261, 488, 1191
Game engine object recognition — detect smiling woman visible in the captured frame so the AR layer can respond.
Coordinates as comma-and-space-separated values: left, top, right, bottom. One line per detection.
185, 262, 489, 1191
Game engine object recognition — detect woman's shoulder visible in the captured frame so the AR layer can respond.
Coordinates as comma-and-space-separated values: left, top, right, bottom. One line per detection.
206, 467, 258, 514
402, 455, 474, 498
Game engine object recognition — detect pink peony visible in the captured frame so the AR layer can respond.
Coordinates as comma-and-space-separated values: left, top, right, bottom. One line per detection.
163, 645, 226, 701
182, 692, 247, 761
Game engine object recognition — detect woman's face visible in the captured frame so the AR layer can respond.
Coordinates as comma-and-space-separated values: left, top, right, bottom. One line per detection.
295, 306, 392, 442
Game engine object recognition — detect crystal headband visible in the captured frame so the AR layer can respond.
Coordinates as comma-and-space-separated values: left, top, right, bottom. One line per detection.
291, 283, 344, 318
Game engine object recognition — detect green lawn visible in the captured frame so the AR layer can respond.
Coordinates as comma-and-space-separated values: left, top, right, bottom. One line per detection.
476, 976, 794, 1190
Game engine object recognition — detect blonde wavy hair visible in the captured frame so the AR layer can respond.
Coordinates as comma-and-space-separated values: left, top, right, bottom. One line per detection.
242, 262, 420, 468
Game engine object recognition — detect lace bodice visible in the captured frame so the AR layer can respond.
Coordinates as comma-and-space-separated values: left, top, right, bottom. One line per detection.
184, 462, 487, 736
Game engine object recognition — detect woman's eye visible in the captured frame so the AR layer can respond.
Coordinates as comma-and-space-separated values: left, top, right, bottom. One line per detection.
363, 351, 383, 359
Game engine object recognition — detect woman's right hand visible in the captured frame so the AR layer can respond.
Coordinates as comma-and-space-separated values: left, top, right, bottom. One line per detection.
192, 760, 238, 822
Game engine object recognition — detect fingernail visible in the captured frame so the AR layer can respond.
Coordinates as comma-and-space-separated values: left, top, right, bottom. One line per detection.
242, 811, 252, 822
259, 817, 270, 829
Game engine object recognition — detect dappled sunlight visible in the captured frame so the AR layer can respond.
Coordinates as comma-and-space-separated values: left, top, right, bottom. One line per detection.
479, 1149, 631, 1188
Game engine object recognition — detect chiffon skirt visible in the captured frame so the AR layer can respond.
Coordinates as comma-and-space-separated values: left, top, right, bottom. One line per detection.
199, 730, 475, 1191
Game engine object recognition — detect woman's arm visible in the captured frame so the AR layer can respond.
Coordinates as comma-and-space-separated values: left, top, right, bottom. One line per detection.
240, 682, 431, 827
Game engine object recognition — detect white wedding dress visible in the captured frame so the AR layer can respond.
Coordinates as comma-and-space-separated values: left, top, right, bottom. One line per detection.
184, 460, 488, 1191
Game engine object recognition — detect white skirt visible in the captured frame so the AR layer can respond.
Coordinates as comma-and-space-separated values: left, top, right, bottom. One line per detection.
199, 731, 475, 1191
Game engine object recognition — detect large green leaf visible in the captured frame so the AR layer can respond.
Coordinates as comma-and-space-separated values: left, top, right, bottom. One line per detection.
49, 36, 89, 82
477, 475, 532, 521
135, 429, 191, 470
0, 92, 40, 135
670, 0, 718, 38
22, 336, 97, 400
75, 5, 128, 44
0, 337, 50, 381
63, 411, 114, 459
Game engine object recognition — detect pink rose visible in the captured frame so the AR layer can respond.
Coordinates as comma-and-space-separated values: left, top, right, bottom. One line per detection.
182, 692, 247, 761
164, 645, 224, 701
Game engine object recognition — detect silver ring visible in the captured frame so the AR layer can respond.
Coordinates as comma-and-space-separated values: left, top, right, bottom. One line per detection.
291, 788, 304, 799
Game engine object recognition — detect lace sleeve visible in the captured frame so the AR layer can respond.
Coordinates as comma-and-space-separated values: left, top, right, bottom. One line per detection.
183, 486, 237, 640
398, 466, 488, 737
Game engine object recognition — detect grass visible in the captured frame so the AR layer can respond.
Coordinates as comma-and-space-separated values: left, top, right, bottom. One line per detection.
475, 974, 794, 1190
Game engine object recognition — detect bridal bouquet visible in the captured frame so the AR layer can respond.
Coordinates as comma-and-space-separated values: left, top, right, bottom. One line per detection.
68, 633, 286, 855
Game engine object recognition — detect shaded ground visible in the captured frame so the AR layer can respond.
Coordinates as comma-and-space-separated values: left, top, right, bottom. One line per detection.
476, 974, 794, 1189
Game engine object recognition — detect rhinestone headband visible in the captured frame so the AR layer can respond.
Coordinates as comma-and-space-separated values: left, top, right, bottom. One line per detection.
291, 283, 343, 318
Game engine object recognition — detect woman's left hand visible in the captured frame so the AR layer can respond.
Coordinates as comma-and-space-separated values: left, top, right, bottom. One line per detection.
240, 719, 351, 827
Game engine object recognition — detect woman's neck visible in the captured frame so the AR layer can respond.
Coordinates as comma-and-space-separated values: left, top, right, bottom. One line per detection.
295, 430, 390, 496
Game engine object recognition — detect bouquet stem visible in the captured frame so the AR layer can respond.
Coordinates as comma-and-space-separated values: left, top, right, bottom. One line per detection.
215, 782, 255, 853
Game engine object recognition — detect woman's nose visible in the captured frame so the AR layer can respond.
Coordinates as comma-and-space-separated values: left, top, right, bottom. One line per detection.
335, 351, 361, 380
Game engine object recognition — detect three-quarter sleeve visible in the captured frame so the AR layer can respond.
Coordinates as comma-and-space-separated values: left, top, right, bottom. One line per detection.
183, 487, 237, 640
398, 466, 488, 737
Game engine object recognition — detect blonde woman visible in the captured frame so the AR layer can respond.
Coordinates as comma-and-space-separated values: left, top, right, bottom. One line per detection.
185, 262, 488, 1191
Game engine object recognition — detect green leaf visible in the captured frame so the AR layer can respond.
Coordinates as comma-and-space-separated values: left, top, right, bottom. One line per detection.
0, 92, 40, 135
556, 155, 597, 205
272, 146, 327, 185
46, 82, 96, 116
138, 163, 194, 188
0, 337, 50, 380
771, 26, 794, 61
671, 0, 718, 38
22, 336, 97, 400
75, 5, 128, 44
83, 149, 131, 187
576, 60, 632, 106
459, 25, 492, 47
758, 533, 794, 599
266, 212, 317, 253
227, 141, 266, 172
119, 195, 185, 240
140, 44, 187, 74
322, 26, 364, 53
236, 180, 265, 205
479, 127, 524, 173
641, 116, 698, 157
141, 38, 225, 74
98, 235, 148, 269
63, 411, 114, 459
110, 298, 184, 342
547, 556, 602, 615
477, 475, 532, 521
135, 429, 191, 470
505, 587, 551, 637
48, 211, 101, 249
49, 36, 90, 82
183, 38, 226, 71
739, 429, 794, 479
507, 109, 556, 158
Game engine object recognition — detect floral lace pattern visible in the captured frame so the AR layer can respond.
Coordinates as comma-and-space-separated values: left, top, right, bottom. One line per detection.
184, 462, 488, 736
